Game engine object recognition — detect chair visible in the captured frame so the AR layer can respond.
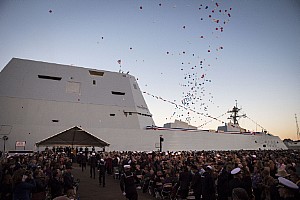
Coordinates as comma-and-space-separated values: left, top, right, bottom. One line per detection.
113, 167, 120, 179
148, 180, 154, 196
161, 183, 173, 199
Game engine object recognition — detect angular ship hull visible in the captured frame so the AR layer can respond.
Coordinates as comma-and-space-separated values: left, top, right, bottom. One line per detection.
0, 58, 287, 151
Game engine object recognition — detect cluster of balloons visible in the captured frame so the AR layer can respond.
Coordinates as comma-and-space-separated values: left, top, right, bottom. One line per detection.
84, 1, 234, 127
163, 2, 233, 125
143, 91, 227, 126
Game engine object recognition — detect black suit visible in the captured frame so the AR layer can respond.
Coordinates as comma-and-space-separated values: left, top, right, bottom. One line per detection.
191, 172, 202, 200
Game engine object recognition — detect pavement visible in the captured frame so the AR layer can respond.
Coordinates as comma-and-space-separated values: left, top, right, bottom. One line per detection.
72, 164, 157, 200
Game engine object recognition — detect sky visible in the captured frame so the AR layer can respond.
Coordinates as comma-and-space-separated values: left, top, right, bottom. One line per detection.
0, 0, 299, 140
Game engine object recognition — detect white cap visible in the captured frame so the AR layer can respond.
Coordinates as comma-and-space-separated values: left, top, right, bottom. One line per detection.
206, 165, 213, 170
92, 152, 96, 156
124, 165, 131, 169
231, 167, 241, 175
278, 177, 299, 190
100, 159, 104, 162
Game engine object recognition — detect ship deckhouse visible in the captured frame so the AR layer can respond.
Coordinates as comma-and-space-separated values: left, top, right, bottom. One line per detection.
0, 58, 287, 151
0, 58, 154, 150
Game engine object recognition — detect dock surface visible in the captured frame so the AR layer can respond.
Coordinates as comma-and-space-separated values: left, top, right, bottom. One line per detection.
72, 164, 156, 200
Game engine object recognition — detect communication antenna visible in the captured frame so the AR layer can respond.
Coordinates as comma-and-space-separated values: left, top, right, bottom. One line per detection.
227, 100, 246, 125
295, 114, 299, 140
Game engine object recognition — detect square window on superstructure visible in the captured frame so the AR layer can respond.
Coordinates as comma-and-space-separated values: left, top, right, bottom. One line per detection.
93, 80, 96, 85
66, 81, 81, 94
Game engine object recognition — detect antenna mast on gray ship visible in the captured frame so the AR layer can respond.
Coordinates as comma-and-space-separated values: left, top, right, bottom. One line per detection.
295, 114, 300, 140
227, 100, 246, 125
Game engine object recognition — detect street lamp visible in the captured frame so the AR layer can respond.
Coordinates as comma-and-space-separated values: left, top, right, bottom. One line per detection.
159, 135, 164, 152
2, 136, 8, 153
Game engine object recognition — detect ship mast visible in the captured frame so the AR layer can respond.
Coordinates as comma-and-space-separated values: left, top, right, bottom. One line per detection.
227, 100, 246, 125
295, 114, 300, 140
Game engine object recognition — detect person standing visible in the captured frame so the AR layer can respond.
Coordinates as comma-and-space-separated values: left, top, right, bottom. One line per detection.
251, 166, 262, 200
63, 165, 74, 195
277, 177, 299, 200
190, 165, 202, 200
31, 169, 47, 200
202, 165, 216, 200
49, 169, 64, 199
89, 152, 97, 179
98, 159, 106, 187
228, 167, 244, 199
120, 165, 139, 200
80, 153, 87, 172
12, 169, 36, 200
260, 167, 276, 200
105, 155, 113, 175
217, 165, 230, 200
178, 165, 193, 199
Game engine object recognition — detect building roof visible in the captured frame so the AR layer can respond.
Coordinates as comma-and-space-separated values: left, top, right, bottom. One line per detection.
35, 126, 110, 147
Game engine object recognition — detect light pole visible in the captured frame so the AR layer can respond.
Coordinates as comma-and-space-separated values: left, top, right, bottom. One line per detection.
159, 135, 164, 152
2, 136, 8, 153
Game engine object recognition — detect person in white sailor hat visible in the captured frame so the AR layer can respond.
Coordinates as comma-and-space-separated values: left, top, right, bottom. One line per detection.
98, 158, 106, 187
120, 164, 139, 200
277, 177, 299, 200
228, 168, 244, 199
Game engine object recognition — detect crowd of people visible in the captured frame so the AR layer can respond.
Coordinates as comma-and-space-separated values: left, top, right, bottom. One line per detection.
0, 147, 78, 200
1, 148, 300, 200
86, 149, 300, 200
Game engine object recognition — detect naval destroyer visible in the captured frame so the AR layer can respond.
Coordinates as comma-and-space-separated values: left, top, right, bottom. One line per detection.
0, 58, 287, 151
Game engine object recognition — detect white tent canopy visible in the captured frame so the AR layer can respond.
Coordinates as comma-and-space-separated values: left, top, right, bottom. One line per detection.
35, 126, 110, 148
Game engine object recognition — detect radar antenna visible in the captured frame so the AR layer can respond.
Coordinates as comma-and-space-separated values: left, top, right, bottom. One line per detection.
295, 114, 300, 140
227, 100, 246, 125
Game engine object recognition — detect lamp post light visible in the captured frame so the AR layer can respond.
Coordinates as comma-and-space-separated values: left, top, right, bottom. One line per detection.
159, 135, 164, 152
2, 136, 8, 153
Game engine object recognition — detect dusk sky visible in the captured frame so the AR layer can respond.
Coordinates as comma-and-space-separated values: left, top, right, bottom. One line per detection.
0, 0, 299, 140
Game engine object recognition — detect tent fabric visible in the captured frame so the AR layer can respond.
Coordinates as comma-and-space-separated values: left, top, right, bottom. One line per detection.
35, 126, 110, 147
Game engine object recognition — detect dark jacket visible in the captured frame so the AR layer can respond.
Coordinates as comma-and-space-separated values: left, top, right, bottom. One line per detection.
97, 160, 106, 174
12, 179, 36, 200
49, 177, 63, 198
63, 171, 74, 192
228, 177, 243, 198
89, 156, 97, 168
120, 171, 139, 196
191, 171, 202, 196
202, 171, 216, 200
179, 171, 192, 190
217, 169, 230, 200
